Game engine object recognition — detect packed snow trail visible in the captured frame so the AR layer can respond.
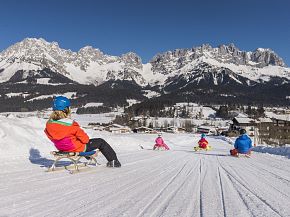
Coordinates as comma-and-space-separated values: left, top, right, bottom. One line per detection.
0, 130, 290, 216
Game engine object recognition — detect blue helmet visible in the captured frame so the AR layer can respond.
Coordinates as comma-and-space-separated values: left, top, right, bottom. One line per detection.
53, 96, 71, 111
201, 133, 206, 138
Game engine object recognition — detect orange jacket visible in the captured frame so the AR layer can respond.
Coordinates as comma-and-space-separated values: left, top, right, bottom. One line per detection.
44, 118, 89, 152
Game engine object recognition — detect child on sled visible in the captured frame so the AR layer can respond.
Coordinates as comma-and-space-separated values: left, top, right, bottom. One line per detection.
44, 96, 121, 167
230, 129, 252, 157
153, 134, 170, 150
194, 133, 211, 151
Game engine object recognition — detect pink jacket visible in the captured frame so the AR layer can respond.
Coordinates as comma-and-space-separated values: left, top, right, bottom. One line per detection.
155, 137, 164, 145
154, 137, 170, 150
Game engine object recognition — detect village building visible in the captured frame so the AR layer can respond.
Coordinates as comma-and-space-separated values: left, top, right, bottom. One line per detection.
230, 117, 256, 136
166, 126, 187, 133
196, 126, 217, 135
133, 126, 156, 134
269, 117, 290, 145
104, 124, 131, 134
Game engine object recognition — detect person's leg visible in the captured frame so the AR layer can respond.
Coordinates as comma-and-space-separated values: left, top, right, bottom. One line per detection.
163, 143, 170, 150
86, 138, 119, 162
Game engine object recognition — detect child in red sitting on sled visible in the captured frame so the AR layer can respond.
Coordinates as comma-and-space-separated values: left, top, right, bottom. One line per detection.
197, 133, 210, 150
153, 134, 170, 150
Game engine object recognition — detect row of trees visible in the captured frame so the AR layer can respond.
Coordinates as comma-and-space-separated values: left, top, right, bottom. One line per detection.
216, 105, 265, 119
76, 106, 111, 114
0, 80, 145, 112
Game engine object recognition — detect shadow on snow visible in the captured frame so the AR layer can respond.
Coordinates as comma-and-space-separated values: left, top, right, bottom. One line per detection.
29, 148, 72, 168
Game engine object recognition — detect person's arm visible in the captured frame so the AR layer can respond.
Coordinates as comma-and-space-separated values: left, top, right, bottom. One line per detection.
73, 122, 89, 144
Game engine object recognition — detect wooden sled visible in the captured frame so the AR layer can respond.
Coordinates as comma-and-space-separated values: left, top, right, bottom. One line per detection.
237, 153, 251, 158
47, 150, 100, 173
194, 145, 212, 152
153, 145, 169, 151
230, 149, 251, 158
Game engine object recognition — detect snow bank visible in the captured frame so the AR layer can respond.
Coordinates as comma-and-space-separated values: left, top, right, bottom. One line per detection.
0, 115, 50, 160
253, 145, 290, 158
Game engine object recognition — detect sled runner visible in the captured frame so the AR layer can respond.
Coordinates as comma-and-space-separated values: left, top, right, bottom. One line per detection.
194, 145, 212, 152
153, 146, 168, 151
231, 153, 251, 158
237, 153, 251, 158
47, 150, 100, 173
140, 145, 167, 151
230, 149, 251, 158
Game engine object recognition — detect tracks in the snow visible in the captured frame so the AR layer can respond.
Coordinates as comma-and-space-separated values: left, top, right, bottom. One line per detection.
1, 142, 290, 217
218, 157, 285, 217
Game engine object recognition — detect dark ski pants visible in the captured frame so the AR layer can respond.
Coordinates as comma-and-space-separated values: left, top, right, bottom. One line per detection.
86, 138, 118, 162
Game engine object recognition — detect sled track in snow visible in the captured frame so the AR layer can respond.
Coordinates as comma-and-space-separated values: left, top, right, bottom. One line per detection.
199, 158, 204, 217
217, 166, 227, 217
63, 152, 190, 217
247, 160, 290, 185
219, 158, 284, 217
1, 136, 290, 217
136, 161, 191, 217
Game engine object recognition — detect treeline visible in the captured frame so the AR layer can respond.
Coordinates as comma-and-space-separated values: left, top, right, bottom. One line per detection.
76, 106, 112, 114
215, 105, 265, 119
0, 80, 146, 112
128, 97, 176, 117
0, 74, 289, 113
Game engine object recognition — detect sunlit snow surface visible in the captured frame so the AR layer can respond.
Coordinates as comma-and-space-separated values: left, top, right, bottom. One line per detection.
0, 114, 289, 217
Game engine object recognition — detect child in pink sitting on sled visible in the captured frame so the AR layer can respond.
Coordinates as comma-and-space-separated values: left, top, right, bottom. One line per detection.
153, 134, 170, 150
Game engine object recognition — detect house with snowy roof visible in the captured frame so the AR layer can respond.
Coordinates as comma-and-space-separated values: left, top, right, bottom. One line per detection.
134, 126, 156, 134
104, 124, 131, 134
230, 117, 256, 136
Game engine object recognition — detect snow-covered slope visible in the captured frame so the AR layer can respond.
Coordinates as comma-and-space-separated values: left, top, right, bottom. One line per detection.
0, 115, 290, 217
0, 38, 289, 87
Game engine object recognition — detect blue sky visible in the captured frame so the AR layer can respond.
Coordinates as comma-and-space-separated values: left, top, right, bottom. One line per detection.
0, 0, 289, 65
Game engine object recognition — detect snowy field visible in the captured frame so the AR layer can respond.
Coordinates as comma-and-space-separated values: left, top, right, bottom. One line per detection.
0, 115, 290, 217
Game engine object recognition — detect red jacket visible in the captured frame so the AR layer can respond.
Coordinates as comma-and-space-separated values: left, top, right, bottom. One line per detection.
198, 138, 208, 149
44, 118, 89, 152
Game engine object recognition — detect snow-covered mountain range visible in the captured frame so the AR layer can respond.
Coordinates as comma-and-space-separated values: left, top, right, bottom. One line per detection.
0, 38, 289, 87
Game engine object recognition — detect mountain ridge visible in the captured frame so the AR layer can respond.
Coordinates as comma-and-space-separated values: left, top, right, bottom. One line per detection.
0, 38, 289, 87
0, 38, 289, 112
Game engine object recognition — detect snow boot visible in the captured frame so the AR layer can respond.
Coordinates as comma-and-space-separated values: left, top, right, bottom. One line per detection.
107, 160, 121, 168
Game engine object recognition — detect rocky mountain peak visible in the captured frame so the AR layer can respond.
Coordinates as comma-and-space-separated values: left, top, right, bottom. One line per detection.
0, 38, 288, 87
251, 48, 285, 67
77, 46, 104, 63
150, 43, 286, 72
121, 52, 143, 69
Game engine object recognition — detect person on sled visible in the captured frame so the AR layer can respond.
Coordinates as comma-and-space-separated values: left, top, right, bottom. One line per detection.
153, 133, 170, 150
44, 96, 121, 167
195, 133, 211, 151
230, 128, 252, 157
